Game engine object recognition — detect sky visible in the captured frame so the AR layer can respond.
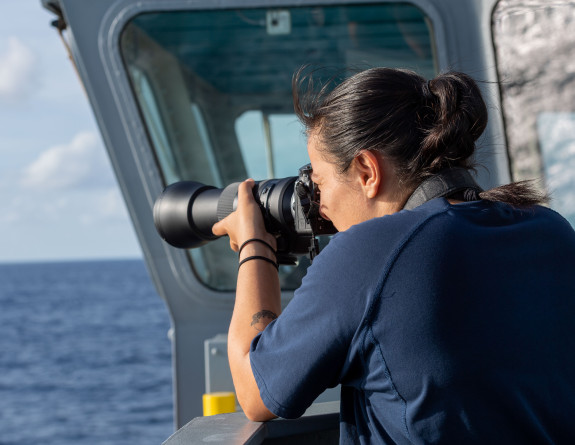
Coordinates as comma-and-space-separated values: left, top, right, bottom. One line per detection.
2, 2, 574, 264
0, 2, 141, 263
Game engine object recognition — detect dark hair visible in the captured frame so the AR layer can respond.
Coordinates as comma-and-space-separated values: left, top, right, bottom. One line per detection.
293, 67, 547, 207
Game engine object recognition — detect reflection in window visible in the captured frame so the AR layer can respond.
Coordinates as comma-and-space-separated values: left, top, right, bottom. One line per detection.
190, 104, 222, 187
121, 3, 437, 291
537, 113, 575, 225
129, 67, 179, 184
236, 112, 309, 180
493, 1, 575, 226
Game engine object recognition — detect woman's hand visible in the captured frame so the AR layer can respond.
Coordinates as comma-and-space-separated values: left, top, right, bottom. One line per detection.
212, 179, 277, 251
213, 178, 280, 422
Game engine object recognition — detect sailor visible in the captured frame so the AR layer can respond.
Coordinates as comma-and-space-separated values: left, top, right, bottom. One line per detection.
212, 67, 575, 444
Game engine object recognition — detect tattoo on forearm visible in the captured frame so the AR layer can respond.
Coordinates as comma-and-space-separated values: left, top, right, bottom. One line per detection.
250, 310, 278, 331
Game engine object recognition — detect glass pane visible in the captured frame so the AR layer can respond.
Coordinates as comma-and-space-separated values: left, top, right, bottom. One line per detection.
537, 113, 575, 225
129, 67, 179, 184
493, 0, 575, 227
121, 3, 437, 291
236, 112, 309, 179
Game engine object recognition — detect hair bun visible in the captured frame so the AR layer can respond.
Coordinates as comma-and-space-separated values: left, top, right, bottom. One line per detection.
421, 80, 435, 103
420, 72, 488, 171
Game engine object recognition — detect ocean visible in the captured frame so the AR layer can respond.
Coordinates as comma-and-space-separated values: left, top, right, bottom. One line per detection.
0, 259, 173, 445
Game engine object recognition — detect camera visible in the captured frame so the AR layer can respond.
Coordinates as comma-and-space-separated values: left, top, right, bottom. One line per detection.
153, 164, 337, 265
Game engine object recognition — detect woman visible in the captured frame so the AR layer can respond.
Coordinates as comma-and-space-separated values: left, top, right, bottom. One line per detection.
212, 68, 575, 443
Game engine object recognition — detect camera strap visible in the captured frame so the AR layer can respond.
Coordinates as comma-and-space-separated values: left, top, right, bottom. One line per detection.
403, 168, 483, 210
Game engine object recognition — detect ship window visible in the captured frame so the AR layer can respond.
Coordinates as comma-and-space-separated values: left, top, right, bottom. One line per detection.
120, 3, 437, 291
129, 67, 179, 184
493, 0, 575, 227
236, 111, 309, 179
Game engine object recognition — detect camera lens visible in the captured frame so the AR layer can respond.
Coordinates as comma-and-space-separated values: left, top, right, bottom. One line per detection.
153, 178, 298, 250
254, 177, 296, 234
153, 170, 336, 263
153, 181, 221, 249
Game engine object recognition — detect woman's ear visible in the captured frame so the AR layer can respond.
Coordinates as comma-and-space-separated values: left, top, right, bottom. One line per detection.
353, 151, 382, 199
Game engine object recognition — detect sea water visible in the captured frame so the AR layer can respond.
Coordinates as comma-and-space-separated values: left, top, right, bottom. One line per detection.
0, 259, 173, 445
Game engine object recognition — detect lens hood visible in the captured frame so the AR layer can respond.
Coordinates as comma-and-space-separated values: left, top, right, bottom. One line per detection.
153, 181, 221, 249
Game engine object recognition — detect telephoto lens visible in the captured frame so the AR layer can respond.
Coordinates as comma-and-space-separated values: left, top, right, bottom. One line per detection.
153, 165, 337, 264
153, 178, 307, 264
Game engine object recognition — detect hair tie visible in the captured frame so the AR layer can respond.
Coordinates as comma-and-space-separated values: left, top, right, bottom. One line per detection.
422, 80, 434, 102
463, 188, 480, 202
238, 238, 276, 257
238, 255, 279, 271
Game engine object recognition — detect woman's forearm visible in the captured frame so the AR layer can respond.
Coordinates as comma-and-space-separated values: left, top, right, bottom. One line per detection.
228, 240, 281, 421
211, 180, 281, 420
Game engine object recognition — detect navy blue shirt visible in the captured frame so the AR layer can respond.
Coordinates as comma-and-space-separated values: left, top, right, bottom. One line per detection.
250, 198, 575, 444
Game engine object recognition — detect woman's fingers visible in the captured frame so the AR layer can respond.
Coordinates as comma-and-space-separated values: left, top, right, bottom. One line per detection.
212, 179, 266, 243
212, 217, 228, 237
237, 178, 256, 204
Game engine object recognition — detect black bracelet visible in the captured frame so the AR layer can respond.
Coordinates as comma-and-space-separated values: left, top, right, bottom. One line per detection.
238, 255, 279, 271
238, 238, 276, 257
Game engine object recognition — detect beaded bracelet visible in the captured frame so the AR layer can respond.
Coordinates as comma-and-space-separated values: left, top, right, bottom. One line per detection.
238, 255, 279, 270
238, 238, 277, 257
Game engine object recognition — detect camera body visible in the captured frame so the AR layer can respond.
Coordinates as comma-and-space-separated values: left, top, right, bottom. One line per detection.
153, 164, 336, 264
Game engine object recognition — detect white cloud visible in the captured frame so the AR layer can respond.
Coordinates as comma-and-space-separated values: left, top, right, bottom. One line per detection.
0, 37, 37, 102
21, 131, 116, 190
2, 185, 130, 227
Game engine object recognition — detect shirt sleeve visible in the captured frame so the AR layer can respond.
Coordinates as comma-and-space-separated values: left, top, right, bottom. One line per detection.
249, 230, 375, 419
